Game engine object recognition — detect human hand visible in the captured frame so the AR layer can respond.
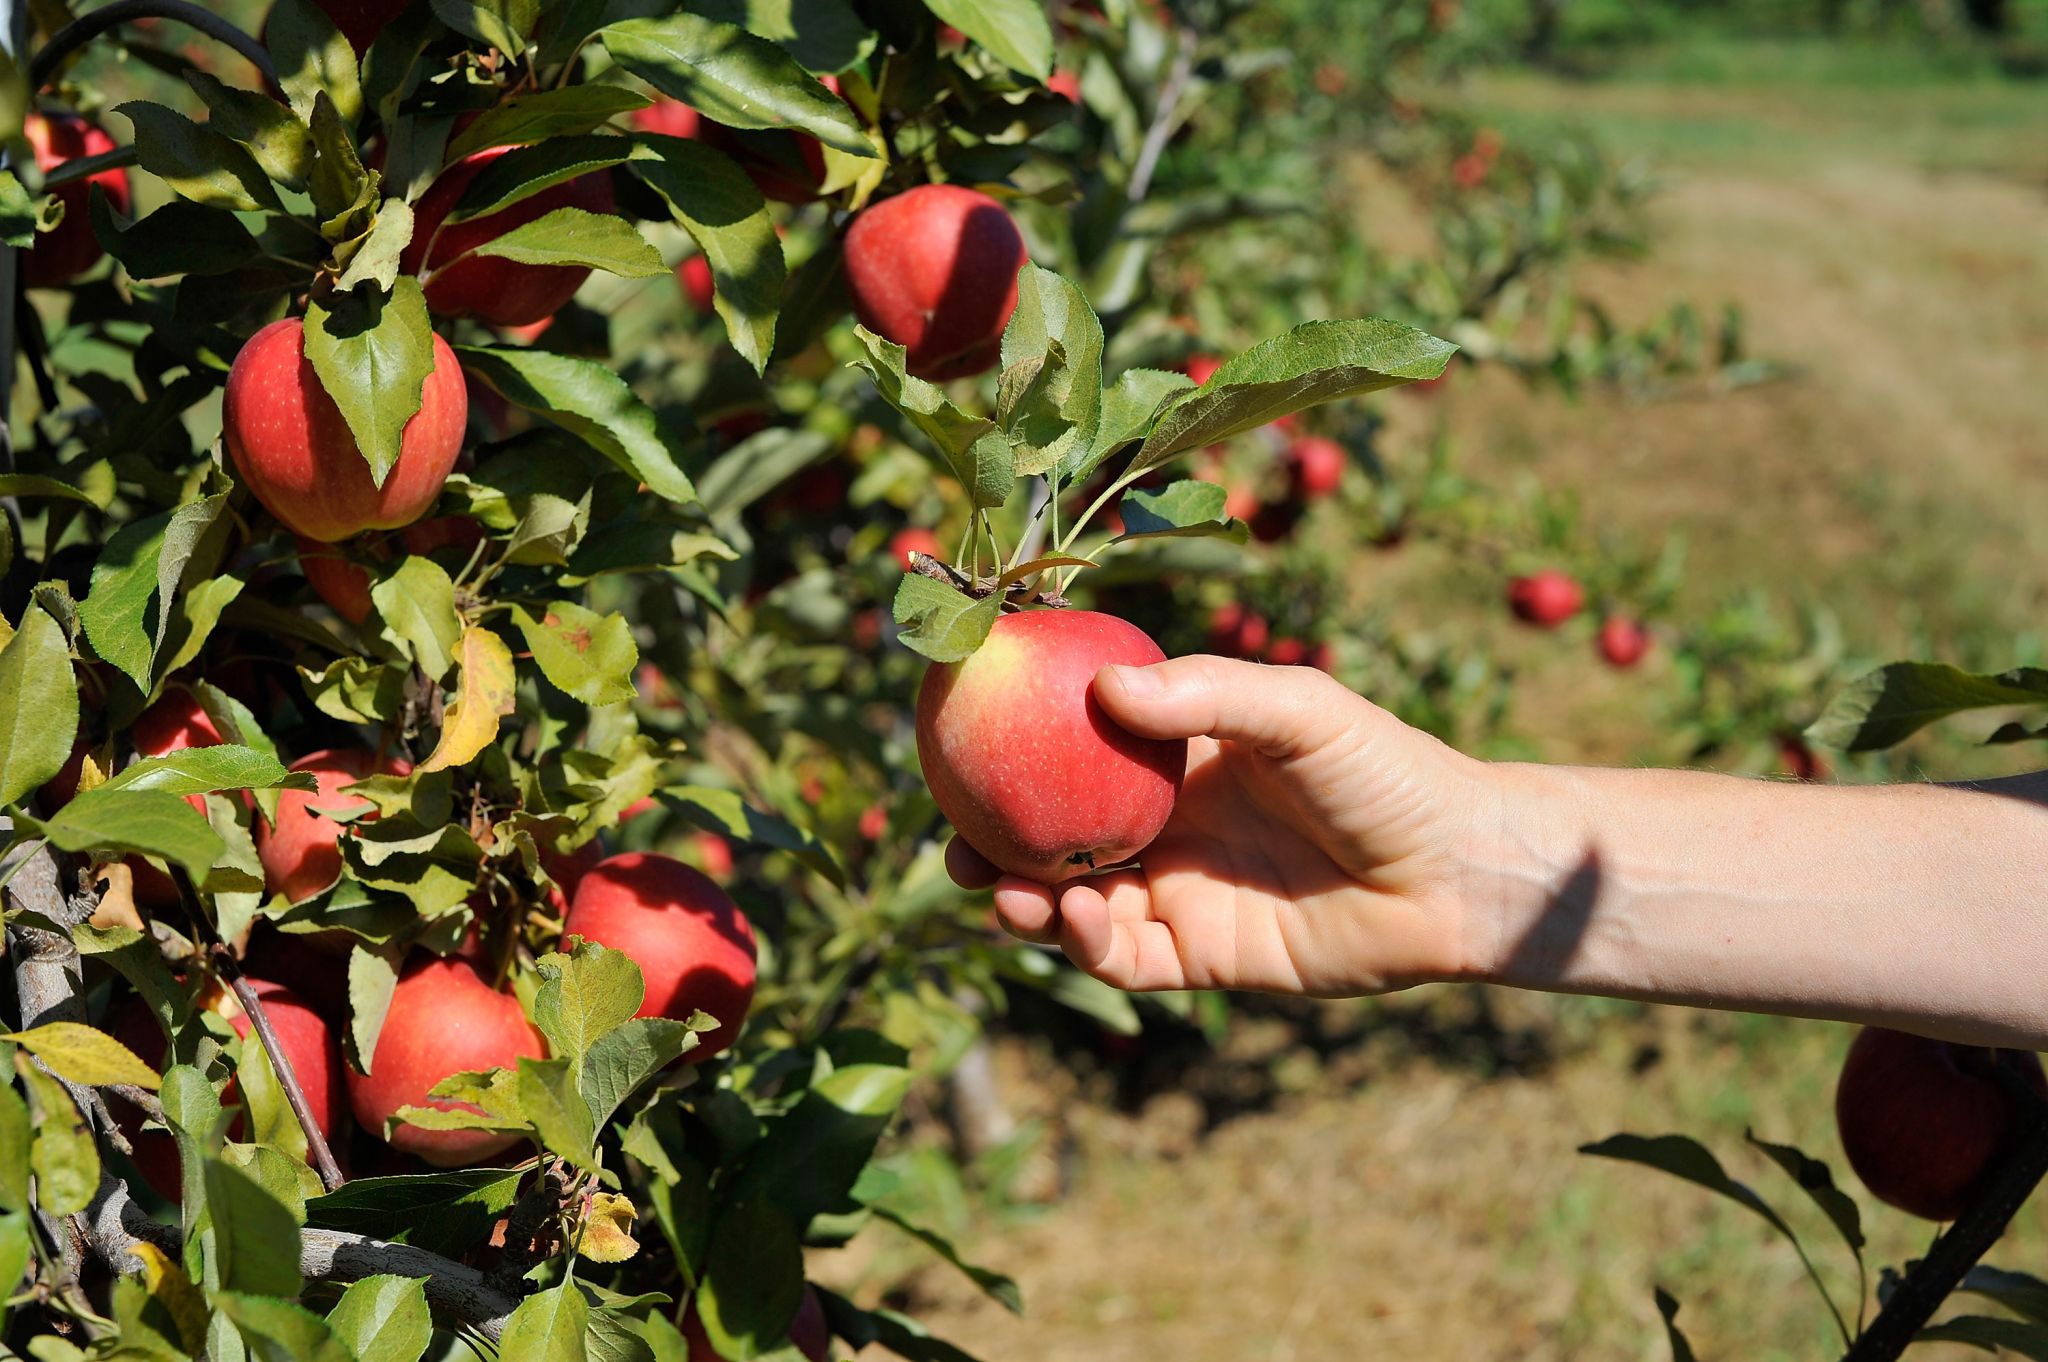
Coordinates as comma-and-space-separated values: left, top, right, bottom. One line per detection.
945, 656, 1496, 996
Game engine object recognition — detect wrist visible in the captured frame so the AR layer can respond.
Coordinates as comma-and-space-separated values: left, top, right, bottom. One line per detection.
1450, 760, 1595, 986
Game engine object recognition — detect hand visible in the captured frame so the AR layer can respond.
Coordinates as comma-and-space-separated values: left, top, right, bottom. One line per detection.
946, 656, 1496, 996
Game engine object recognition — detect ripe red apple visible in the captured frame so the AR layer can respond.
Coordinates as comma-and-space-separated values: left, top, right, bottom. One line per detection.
1598, 616, 1650, 669
1183, 355, 1223, 387
858, 802, 888, 841
540, 837, 606, 915
1285, 436, 1346, 500
297, 518, 486, 623
131, 691, 225, 812
681, 1285, 829, 1362
1205, 603, 1269, 660
891, 527, 944, 570
562, 853, 758, 1060
22, 111, 130, 287
311, 0, 409, 53
256, 747, 411, 904
400, 144, 618, 326
1507, 569, 1583, 629
112, 976, 346, 1197
1835, 1027, 2046, 1221
1266, 637, 1308, 667
844, 185, 1027, 381
1047, 69, 1082, 102
677, 254, 715, 312
1777, 734, 1830, 783
692, 832, 735, 879
630, 94, 832, 205
224, 317, 468, 543
917, 610, 1184, 883
347, 956, 547, 1166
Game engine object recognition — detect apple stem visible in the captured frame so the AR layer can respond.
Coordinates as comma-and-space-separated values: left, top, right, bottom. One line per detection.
1838, 1097, 2048, 1361
30, 0, 274, 87
209, 944, 347, 1193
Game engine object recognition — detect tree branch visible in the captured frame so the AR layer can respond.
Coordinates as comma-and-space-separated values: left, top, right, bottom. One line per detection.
31, 0, 275, 87
207, 943, 345, 1192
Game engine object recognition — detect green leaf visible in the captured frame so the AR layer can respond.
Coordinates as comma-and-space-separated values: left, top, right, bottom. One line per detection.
998, 265, 1102, 479
184, 70, 314, 189
1581, 1134, 1797, 1241
1810, 662, 2048, 753
451, 135, 645, 222
871, 1204, 1022, 1313
431, 0, 540, 57
299, 656, 409, 724
78, 508, 170, 691
698, 0, 874, 72
267, 0, 363, 124
0, 170, 35, 247
155, 574, 246, 685
335, 199, 415, 292
0, 603, 77, 807
221, 1141, 318, 1222
345, 944, 400, 1076
455, 346, 696, 504
601, 14, 875, 156
303, 278, 437, 491
18, 1059, 99, 1216
469, 208, 666, 277
533, 940, 645, 1065
511, 602, 639, 705
500, 1281, 591, 1362
0, 1209, 30, 1324
99, 745, 311, 798
665, 785, 842, 886
4, 1022, 159, 1089
630, 138, 783, 373
1077, 367, 1194, 481
1745, 1131, 1864, 1257
581, 1018, 697, 1131
851, 328, 1014, 508
1915, 1317, 2048, 1360
0, 1082, 31, 1212
695, 428, 831, 520
727, 1063, 908, 1226
326, 1274, 432, 1362
448, 87, 654, 160
1957, 1266, 2048, 1326
31, 788, 224, 882
1654, 1289, 1700, 1362
93, 195, 267, 279
891, 575, 999, 664
503, 491, 589, 568
925, 0, 1054, 78
117, 101, 284, 213
306, 91, 377, 239
371, 556, 461, 682
0, 472, 114, 507
696, 1201, 803, 1359
1134, 319, 1457, 473
206, 1157, 306, 1296
214, 1293, 354, 1362
306, 1167, 524, 1258
518, 1057, 597, 1167
1113, 479, 1246, 544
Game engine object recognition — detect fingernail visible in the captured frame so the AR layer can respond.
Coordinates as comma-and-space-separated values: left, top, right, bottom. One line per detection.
1104, 664, 1162, 699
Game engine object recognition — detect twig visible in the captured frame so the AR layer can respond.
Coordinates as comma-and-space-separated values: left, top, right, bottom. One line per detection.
1840, 1080, 2048, 1362
1127, 25, 1197, 205
31, 0, 275, 87
208, 943, 345, 1192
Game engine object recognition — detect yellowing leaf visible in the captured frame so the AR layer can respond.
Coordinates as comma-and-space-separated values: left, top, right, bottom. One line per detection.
130, 1240, 211, 1353
5, 1021, 162, 1089
576, 1191, 640, 1263
418, 627, 517, 774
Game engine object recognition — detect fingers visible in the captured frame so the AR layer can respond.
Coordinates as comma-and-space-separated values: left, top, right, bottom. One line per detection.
944, 835, 1002, 890
1092, 655, 1361, 758
993, 871, 1192, 992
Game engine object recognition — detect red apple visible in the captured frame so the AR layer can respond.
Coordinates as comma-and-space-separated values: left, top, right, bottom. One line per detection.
224, 317, 468, 543
1597, 616, 1649, 669
1835, 1027, 2046, 1221
256, 747, 411, 904
297, 536, 376, 625
1183, 355, 1223, 387
347, 956, 547, 1166
1285, 436, 1346, 500
112, 976, 346, 1197
22, 111, 130, 287
677, 254, 715, 312
891, 527, 944, 570
1507, 570, 1583, 628
1205, 604, 1268, 660
858, 802, 887, 841
131, 691, 225, 812
692, 832, 735, 879
1046, 69, 1082, 102
400, 145, 618, 326
1451, 152, 1489, 189
563, 853, 758, 1060
1266, 637, 1308, 667
681, 1285, 828, 1362
1777, 734, 1830, 783
916, 610, 1184, 883
540, 837, 606, 915
311, 0, 410, 53
630, 95, 832, 205
844, 185, 1027, 381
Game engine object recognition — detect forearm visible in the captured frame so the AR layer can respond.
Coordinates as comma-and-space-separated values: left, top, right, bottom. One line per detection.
1461, 763, 2048, 1049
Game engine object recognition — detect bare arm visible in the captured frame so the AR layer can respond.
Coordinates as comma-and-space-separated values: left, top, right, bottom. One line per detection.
950, 657, 2048, 1050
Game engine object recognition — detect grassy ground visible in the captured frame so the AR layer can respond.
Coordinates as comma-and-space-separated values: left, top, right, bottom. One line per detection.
818, 43, 2048, 1362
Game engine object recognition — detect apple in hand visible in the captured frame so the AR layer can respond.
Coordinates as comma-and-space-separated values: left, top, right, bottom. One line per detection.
256, 747, 412, 904
1507, 569, 1583, 628
1835, 1026, 2047, 1221
224, 318, 468, 543
347, 956, 547, 1166
400, 144, 618, 326
917, 610, 1184, 883
112, 976, 347, 1198
844, 185, 1027, 381
563, 852, 758, 1059
21, 111, 130, 287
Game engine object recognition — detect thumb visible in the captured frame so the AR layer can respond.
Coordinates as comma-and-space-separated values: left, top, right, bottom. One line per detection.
1092, 655, 1357, 757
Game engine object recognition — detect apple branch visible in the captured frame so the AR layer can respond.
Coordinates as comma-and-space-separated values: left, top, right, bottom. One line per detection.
207, 943, 347, 1192
1840, 1075, 2048, 1362
31, 0, 275, 87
